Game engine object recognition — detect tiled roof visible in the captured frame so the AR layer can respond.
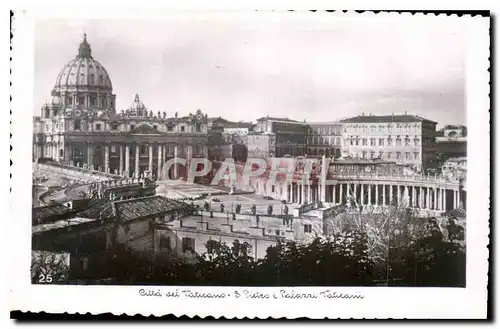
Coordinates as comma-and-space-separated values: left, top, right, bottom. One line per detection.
225, 122, 255, 129
340, 114, 437, 124
77, 198, 114, 219
32, 204, 75, 223
444, 125, 466, 129
113, 196, 191, 222
256, 116, 298, 122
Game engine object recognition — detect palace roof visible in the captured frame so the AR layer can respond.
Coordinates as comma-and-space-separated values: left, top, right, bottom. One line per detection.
340, 114, 437, 124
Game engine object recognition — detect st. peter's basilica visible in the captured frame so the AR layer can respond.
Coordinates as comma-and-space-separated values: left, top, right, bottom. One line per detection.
33, 34, 209, 180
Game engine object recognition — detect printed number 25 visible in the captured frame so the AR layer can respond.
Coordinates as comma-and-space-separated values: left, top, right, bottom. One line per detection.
38, 274, 53, 283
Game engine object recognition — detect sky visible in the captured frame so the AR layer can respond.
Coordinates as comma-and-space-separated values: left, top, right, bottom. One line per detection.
34, 15, 466, 126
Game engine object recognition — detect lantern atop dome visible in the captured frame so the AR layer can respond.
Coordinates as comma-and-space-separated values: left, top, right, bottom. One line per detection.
78, 33, 92, 58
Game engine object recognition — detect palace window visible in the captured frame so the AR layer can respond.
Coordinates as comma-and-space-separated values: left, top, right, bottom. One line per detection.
396, 152, 401, 160
362, 151, 367, 159
396, 136, 402, 146
379, 151, 384, 159
405, 152, 411, 160
414, 152, 420, 160
141, 146, 147, 154
370, 151, 375, 159
110, 123, 118, 130
379, 138, 384, 147
89, 74, 95, 85
78, 96, 85, 106
387, 137, 392, 147
100, 75, 104, 84
95, 124, 102, 131
362, 138, 367, 146
196, 123, 201, 132
304, 224, 312, 233
66, 96, 73, 105
74, 119, 81, 131
405, 137, 411, 146
387, 152, 392, 159
370, 138, 376, 146
159, 236, 171, 251
414, 138, 420, 146
89, 96, 96, 106
182, 237, 195, 252
79, 73, 85, 84
181, 126, 185, 132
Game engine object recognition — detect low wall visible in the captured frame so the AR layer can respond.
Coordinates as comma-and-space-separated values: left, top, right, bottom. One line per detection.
34, 162, 121, 182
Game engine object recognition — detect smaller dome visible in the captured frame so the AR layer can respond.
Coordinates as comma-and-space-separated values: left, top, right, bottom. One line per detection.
127, 93, 148, 116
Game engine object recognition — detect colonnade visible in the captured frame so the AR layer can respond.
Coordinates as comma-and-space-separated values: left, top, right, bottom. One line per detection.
260, 180, 463, 212
327, 182, 462, 212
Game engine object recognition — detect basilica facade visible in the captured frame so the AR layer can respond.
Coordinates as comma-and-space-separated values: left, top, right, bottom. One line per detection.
33, 34, 209, 180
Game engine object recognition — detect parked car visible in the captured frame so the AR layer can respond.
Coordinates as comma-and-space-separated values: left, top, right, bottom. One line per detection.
263, 196, 273, 200
211, 197, 221, 202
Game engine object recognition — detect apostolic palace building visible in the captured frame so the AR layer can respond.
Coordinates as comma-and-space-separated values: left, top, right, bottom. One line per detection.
32, 34, 209, 180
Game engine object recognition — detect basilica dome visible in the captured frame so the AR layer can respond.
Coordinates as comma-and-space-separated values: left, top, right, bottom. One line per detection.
53, 34, 113, 91
46, 34, 116, 114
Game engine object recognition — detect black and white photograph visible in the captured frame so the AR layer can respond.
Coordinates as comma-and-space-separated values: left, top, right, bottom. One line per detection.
9, 8, 490, 319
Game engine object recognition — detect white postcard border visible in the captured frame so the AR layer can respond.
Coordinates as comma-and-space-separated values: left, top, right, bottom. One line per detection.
9, 9, 490, 319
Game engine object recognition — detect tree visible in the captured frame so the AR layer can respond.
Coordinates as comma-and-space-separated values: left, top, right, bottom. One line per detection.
267, 204, 273, 215
323, 186, 465, 286
197, 240, 256, 285
254, 234, 374, 286
31, 250, 70, 284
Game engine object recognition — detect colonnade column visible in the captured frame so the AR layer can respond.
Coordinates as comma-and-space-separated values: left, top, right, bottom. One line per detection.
148, 144, 153, 172
367, 184, 372, 206
396, 186, 401, 206
125, 144, 130, 177
426, 187, 430, 210
359, 184, 365, 205
389, 185, 393, 205
375, 184, 379, 207
339, 184, 343, 204
419, 187, 424, 209
332, 185, 336, 204
382, 184, 386, 206
104, 143, 110, 173
119, 145, 124, 175
441, 189, 446, 211
157, 143, 163, 180
433, 187, 438, 210
87, 142, 94, 170
135, 144, 140, 178
173, 145, 178, 179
